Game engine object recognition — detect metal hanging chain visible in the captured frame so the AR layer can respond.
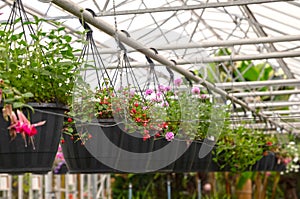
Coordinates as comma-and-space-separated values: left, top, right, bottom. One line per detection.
78, 8, 115, 89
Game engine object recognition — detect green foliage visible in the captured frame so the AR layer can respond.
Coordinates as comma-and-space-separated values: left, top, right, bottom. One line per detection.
214, 126, 268, 172
0, 16, 84, 105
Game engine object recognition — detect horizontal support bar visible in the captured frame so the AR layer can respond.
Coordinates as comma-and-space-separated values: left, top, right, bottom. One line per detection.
101, 50, 300, 68
235, 101, 300, 108
97, 0, 293, 16
232, 110, 300, 116
93, 35, 300, 54
215, 79, 300, 89
229, 89, 300, 97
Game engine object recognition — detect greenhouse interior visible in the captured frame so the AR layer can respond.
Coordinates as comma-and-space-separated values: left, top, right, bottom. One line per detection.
0, 0, 300, 198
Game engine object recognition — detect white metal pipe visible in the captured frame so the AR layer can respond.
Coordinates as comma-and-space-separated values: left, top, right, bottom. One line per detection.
215, 79, 300, 89
96, 50, 300, 69
232, 110, 300, 116
235, 101, 300, 108
45, 172, 52, 199
94, 35, 300, 54
18, 175, 23, 199
51, 0, 291, 132
232, 122, 300, 129
229, 89, 300, 97
95, 0, 292, 16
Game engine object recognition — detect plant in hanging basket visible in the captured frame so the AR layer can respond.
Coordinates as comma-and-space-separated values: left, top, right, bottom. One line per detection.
0, 7, 84, 173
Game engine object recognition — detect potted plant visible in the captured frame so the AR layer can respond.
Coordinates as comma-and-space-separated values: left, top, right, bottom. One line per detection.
61, 75, 225, 173
0, 13, 83, 173
62, 74, 292, 173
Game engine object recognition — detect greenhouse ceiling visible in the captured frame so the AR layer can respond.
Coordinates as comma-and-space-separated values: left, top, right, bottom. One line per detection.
0, 0, 300, 134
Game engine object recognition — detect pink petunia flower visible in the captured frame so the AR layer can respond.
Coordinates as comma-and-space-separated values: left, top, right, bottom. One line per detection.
174, 78, 182, 87
145, 89, 153, 95
164, 86, 171, 92
191, 86, 200, 94
158, 85, 165, 92
165, 132, 174, 141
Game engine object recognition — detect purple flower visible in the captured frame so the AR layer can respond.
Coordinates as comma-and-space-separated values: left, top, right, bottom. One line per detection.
191, 86, 200, 94
174, 78, 182, 87
145, 89, 153, 95
165, 132, 174, 141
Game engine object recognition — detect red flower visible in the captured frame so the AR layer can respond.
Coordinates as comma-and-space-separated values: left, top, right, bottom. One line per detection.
134, 103, 139, 107
155, 133, 161, 138
162, 122, 168, 129
67, 117, 73, 123
131, 108, 137, 114
266, 141, 272, 146
143, 134, 150, 141
61, 139, 65, 144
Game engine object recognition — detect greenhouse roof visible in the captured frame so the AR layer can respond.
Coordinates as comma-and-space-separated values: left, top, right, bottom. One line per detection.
0, 0, 300, 133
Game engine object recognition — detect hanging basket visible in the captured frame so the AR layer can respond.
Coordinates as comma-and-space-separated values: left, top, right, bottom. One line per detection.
0, 103, 67, 174
172, 140, 219, 172
62, 119, 189, 173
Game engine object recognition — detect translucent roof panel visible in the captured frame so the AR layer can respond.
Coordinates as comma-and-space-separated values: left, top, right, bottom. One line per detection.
0, 0, 300, 133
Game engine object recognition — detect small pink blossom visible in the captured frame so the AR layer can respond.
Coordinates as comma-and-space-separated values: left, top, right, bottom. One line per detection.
145, 89, 153, 95
152, 96, 162, 102
156, 91, 162, 97
129, 90, 135, 97
200, 94, 207, 99
142, 106, 148, 110
191, 86, 200, 94
174, 78, 182, 87
158, 85, 165, 92
165, 86, 171, 92
165, 132, 174, 141
283, 158, 292, 165
161, 101, 169, 107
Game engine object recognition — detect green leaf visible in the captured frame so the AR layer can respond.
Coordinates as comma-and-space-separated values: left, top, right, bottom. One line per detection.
12, 102, 25, 109
22, 92, 34, 98
63, 35, 72, 42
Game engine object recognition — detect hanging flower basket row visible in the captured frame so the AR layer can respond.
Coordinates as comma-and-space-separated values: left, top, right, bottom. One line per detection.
0, 0, 84, 174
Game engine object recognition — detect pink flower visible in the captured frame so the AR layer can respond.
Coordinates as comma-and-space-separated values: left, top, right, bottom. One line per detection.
142, 106, 148, 110
145, 89, 153, 95
8, 110, 46, 137
283, 158, 292, 165
129, 90, 135, 97
165, 132, 174, 141
161, 101, 169, 107
158, 85, 165, 92
165, 86, 171, 92
152, 96, 162, 102
200, 94, 207, 99
56, 152, 64, 160
191, 86, 200, 94
174, 78, 182, 87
